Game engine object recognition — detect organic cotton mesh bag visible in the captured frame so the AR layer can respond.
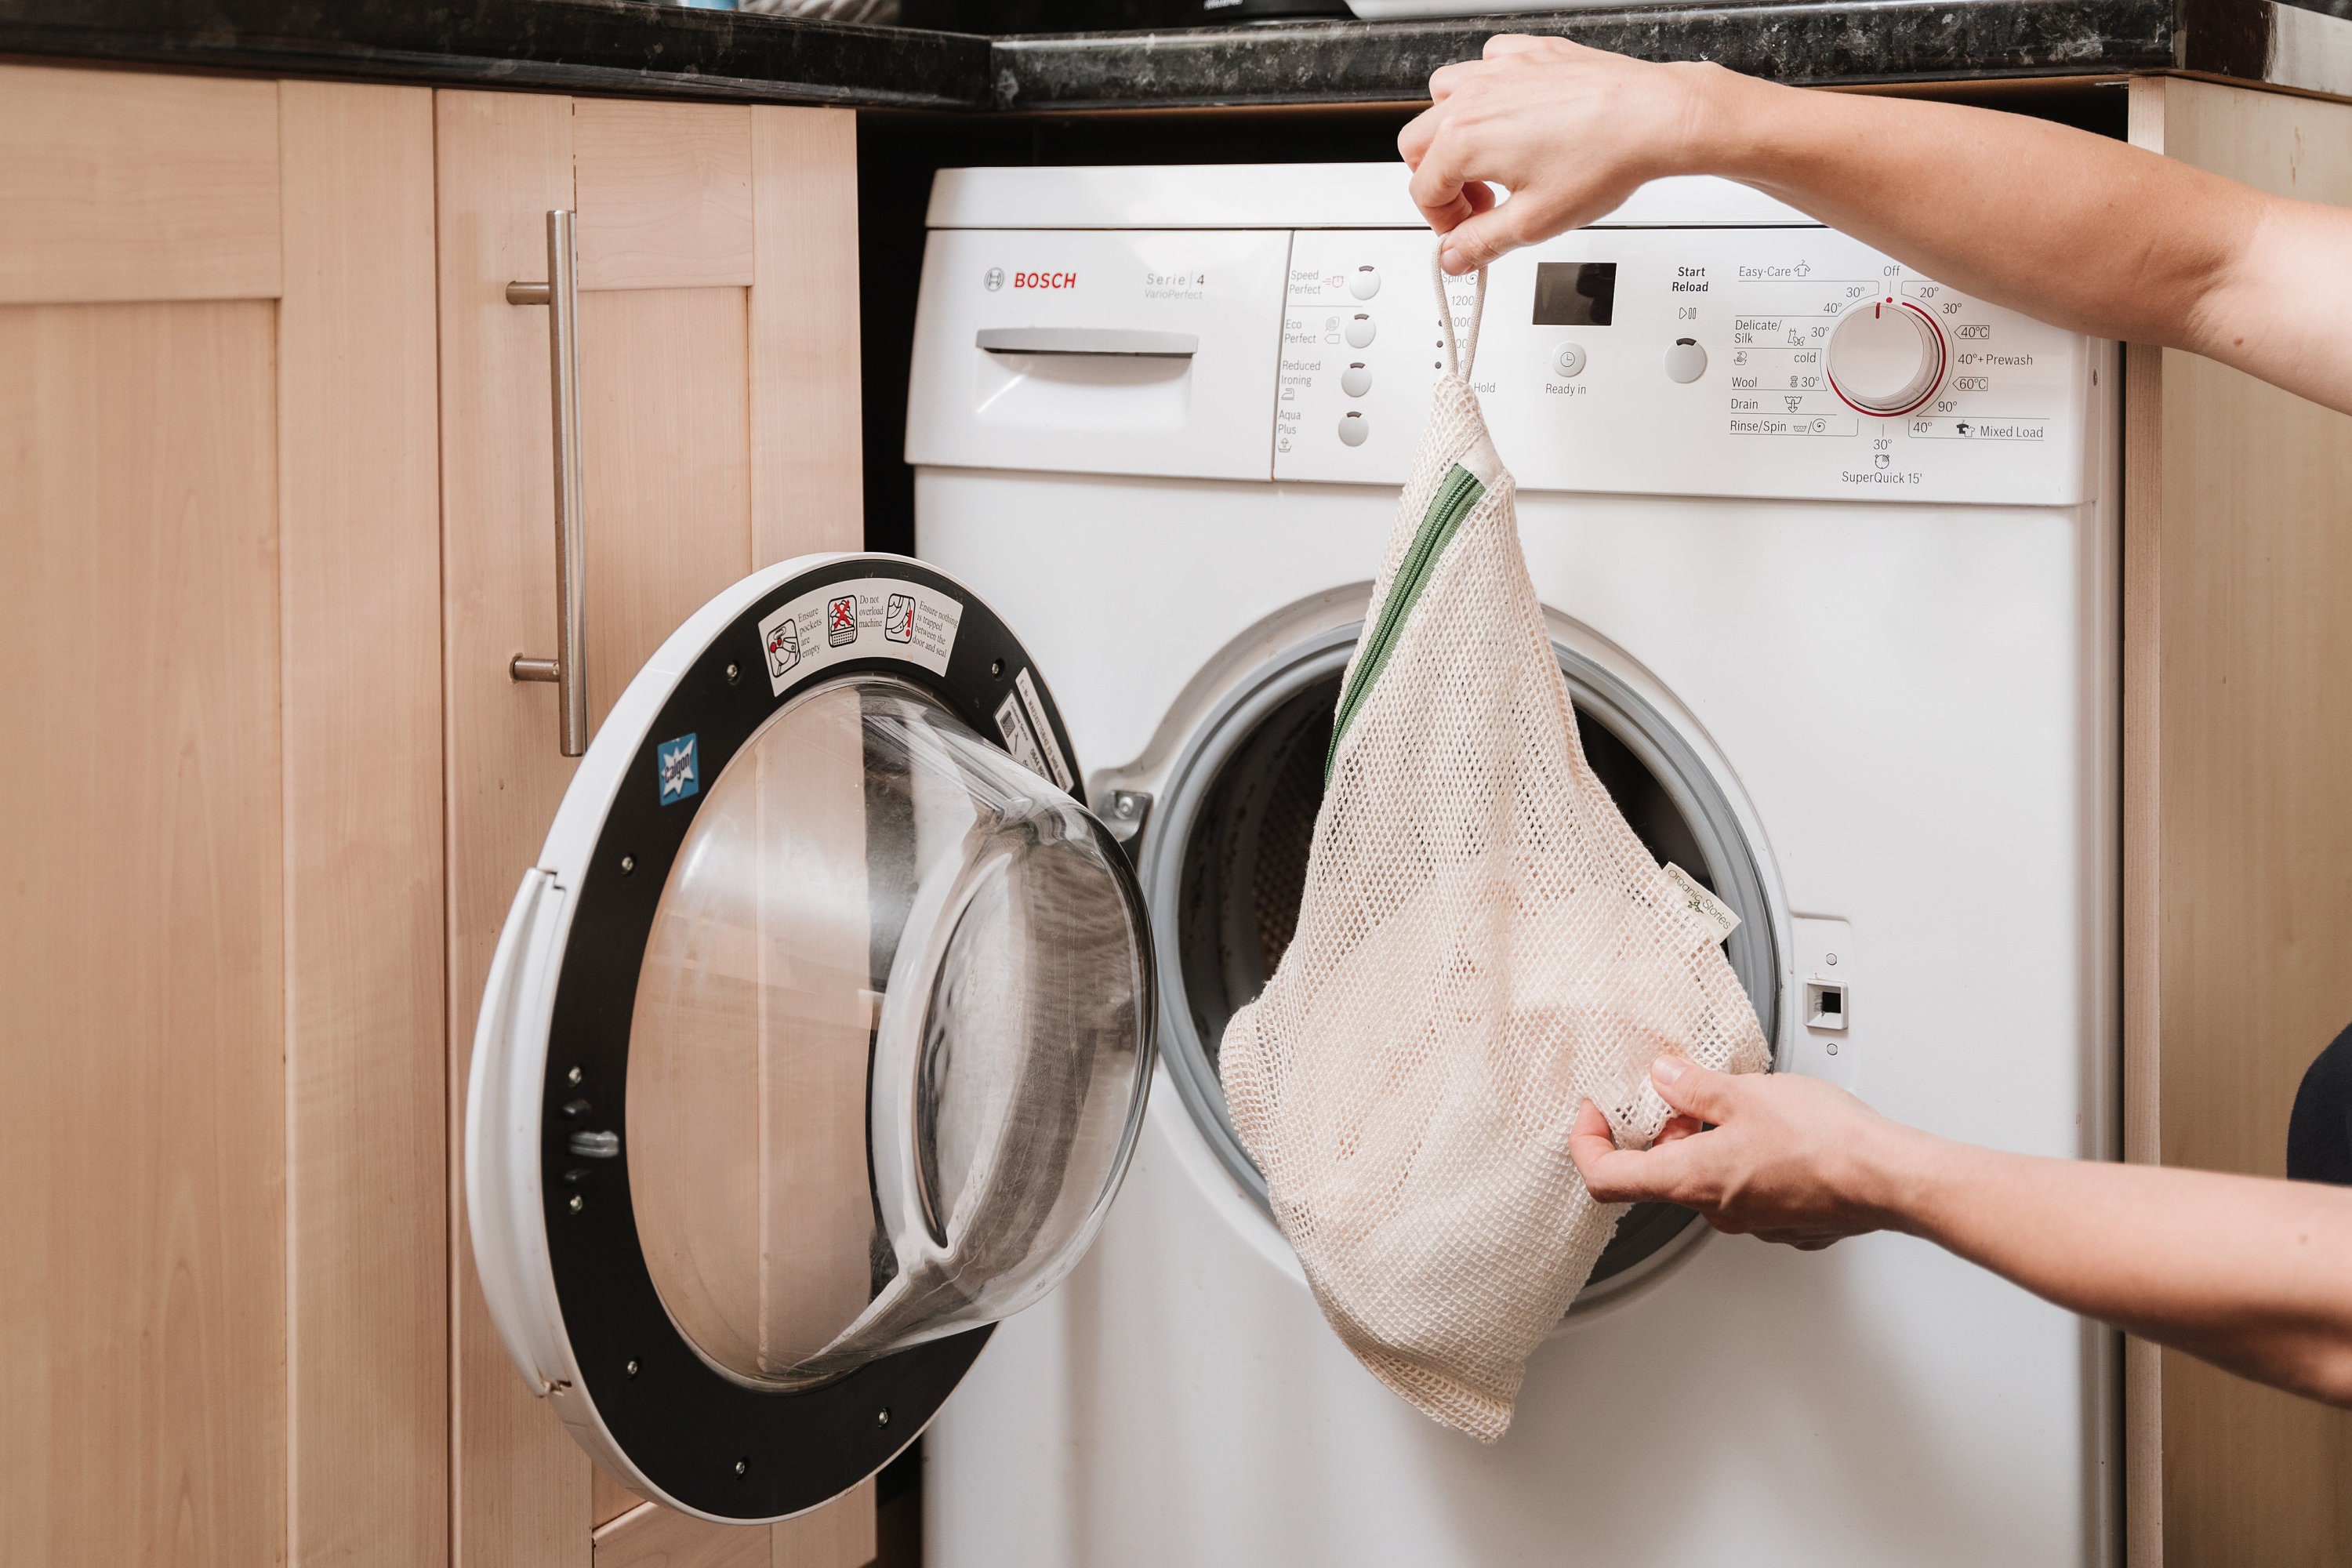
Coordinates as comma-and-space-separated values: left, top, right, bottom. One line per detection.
1218, 249, 1770, 1443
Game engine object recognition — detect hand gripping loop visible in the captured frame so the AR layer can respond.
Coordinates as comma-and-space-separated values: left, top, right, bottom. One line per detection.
1432, 239, 1490, 381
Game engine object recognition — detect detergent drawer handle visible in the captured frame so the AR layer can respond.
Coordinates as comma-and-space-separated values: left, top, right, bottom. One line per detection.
505, 209, 590, 758
976, 328, 1200, 358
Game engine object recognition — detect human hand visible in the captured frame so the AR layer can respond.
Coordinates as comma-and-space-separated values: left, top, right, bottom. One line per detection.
1399, 36, 1740, 274
1569, 1056, 1922, 1250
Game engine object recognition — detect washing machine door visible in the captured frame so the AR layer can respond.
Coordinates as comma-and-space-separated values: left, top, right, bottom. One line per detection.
466, 554, 1155, 1524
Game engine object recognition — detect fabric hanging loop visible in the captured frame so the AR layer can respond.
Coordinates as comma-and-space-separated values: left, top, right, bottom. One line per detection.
1431, 239, 1489, 381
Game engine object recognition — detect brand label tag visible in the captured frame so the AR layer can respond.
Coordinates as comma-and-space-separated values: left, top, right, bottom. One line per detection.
1663, 862, 1740, 942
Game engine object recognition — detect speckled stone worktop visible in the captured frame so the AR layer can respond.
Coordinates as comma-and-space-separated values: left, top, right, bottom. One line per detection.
990, 0, 2173, 110
0, 0, 2212, 111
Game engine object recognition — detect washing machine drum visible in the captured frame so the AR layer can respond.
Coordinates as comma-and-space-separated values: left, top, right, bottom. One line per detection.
466, 556, 1154, 1524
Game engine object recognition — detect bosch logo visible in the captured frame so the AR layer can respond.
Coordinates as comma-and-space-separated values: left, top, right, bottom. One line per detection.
983, 267, 1004, 291
1012, 271, 1079, 290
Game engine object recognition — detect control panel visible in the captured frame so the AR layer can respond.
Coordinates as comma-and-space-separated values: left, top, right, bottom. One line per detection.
907, 221, 2093, 506
1274, 227, 2089, 506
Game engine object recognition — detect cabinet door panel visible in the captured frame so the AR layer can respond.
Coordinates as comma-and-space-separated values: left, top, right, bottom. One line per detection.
579, 282, 755, 727
0, 298, 286, 1568
3, 69, 448, 1568
438, 85, 600, 1568
595, 1501, 775, 1568
773, 1479, 880, 1568
588, 1479, 878, 1568
575, 102, 757, 292
441, 89, 868, 1568
597, 1465, 650, 1529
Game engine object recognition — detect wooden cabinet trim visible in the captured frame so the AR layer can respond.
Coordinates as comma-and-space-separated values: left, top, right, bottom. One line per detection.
278, 78, 452, 1568
437, 84, 599, 1568
439, 86, 874, 1567
750, 106, 863, 569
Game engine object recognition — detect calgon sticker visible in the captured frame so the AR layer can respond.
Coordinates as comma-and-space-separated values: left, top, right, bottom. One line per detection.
656, 733, 700, 805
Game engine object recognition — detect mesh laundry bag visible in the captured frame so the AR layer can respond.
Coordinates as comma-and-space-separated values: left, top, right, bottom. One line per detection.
1218, 248, 1770, 1443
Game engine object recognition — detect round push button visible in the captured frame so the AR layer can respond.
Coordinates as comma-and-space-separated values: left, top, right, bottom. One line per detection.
1551, 342, 1587, 379
1344, 314, 1376, 349
1341, 364, 1373, 397
1348, 266, 1381, 300
1664, 338, 1708, 384
1338, 412, 1370, 447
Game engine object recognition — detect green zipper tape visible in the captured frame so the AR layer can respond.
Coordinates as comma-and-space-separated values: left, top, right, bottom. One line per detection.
1327, 460, 1486, 781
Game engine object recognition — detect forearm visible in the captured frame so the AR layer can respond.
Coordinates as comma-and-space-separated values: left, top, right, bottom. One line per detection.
1410, 38, 2352, 412
1682, 71, 2249, 350
1881, 1131, 2352, 1403
1579, 1057, 2352, 1406
1668, 70, 2352, 412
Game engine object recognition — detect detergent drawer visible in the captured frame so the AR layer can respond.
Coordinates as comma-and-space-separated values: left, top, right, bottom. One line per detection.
907, 227, 1289, 481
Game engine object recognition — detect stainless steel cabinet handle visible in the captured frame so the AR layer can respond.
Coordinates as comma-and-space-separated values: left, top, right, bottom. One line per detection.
506, 209, 590, 757
975, 327, 1199, 358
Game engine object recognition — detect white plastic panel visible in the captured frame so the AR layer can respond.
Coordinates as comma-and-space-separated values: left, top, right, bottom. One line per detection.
906, 162, 2120, 1568
1276, 225, 2090, 505
925, 165, 1808, 230
916, 477, 2120, 1568
911, 173, 2088, 505
906, 227, 1290, 481
1274, 229, 1485, 487
1788, 915, 1859, 1090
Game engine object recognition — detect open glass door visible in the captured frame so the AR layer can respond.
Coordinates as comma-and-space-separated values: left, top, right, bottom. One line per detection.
468, 555, 1155, 1523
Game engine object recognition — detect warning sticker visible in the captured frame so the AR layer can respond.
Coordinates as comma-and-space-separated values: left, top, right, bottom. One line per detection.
1011, 666, 1074, 792
763, 615, 802, 681
756, 576, 964, 697
994, 693, 1052, 782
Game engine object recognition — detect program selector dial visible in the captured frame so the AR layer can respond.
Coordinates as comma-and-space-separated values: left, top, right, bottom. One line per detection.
1826, 297, 1947, 416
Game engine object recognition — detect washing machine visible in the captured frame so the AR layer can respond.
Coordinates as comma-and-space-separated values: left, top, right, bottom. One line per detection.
909, 164, 2120, 1566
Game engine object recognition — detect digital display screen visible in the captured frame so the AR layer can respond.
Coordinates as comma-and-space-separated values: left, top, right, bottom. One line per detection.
1532, 262, 1617, 327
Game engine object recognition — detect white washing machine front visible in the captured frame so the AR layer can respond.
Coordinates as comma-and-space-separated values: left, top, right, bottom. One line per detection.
908, 165, 2118, 1568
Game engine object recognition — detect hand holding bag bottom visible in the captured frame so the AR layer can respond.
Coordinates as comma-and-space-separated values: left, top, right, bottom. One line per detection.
1218, 250, 1770, 1443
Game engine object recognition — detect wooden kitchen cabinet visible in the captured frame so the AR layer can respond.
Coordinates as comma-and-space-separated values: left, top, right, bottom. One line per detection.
0, 61, 870, 1567
0, 64, 445, 1568
2122, 74, 2352, 1568
434, 89, 869, 1568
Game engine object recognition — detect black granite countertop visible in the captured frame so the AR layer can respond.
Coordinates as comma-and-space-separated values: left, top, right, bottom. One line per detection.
994, 0, 2172, 111
0, 0, 2256, 114
0, 0, 992, 107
